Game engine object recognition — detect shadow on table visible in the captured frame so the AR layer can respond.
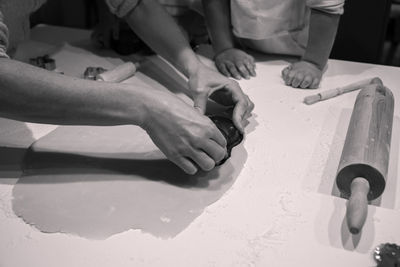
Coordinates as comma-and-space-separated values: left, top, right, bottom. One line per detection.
12, 142, 247, 240
0, 118, 36, 184
328, 197, 377, 253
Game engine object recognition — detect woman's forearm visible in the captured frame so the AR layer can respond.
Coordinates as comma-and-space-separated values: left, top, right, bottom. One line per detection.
0, 58, 151, 126
124, 0, 200, 77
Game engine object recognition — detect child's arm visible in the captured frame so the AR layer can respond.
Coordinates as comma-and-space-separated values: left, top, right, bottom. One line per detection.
202, 0, 256, 80
282, 9, 341, 89
121, 0, 253, 132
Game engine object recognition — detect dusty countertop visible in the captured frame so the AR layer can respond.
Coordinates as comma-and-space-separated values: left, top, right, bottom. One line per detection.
0, 25, 400, 267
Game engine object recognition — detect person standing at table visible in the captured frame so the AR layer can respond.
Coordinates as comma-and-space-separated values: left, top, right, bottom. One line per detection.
0, 0, 254, 174
201, 0, 344, 89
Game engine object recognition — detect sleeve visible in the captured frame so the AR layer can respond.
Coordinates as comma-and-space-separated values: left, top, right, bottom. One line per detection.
0, 10, 9, 59
306, 0, 345, 15
104, 0, 141, 18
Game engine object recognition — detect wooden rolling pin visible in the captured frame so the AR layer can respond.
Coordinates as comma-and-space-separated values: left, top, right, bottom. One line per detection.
304, 77, 383, 105
336, 83, 394, 234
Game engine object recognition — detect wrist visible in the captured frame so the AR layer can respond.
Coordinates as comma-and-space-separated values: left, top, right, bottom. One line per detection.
171, 47, 200, 78
301, 56, 326, 71
116, 84, 156, 128
214, 43, 235, 55
213, 46, 235, 60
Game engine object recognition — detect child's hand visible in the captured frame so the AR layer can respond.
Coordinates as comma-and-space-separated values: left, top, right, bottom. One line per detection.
281, 61, 322, 89
214, 48, 256, 80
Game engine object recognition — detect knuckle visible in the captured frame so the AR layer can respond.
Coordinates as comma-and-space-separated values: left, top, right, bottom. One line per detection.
225, 61, 234, 68
238, 65, 247, 73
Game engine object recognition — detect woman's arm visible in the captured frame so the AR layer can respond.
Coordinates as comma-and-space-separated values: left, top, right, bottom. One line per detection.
0, 58, 227, 174
122, 0, 254, 131
0, 58, 145, 125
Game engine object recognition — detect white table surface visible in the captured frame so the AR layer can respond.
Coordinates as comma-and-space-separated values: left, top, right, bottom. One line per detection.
1, 25, 400, 267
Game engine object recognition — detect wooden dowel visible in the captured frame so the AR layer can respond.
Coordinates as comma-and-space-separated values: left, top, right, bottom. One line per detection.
96, 62, 139, 83
304, 77, 383, 105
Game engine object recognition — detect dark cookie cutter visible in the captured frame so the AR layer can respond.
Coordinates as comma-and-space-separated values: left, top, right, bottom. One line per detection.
374, 243, 400, 266
83, 67, 107, 80
208, 115, 243, 166
29, 54, 56, 71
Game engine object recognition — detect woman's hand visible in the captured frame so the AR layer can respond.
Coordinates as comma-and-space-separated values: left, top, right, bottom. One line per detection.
142, 90, 227, 175
187, 64, 254, 133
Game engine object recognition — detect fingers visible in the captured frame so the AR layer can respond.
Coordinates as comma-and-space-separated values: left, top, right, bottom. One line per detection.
282, 66, 290, 78
215, 52, 256, 80
225, 62, 242, 80
210, 122, 228, 147
175, 132, 227, 174
227, 82, 254, 133
300, 75, 313, 89
173, 157, 198, 175
291, 72, 304, 88
202, 139, 227, 163
310, 78, 320, 89
244, 59, 256, 77
232, 96, 254, 133
190, 150, 216, 172
285, 71, 296, 86
237, 63, 250, 79
282, 62, 322, 89
216, 63, 231, 78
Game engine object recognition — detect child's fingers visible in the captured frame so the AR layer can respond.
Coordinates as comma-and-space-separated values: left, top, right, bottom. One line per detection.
225, 62, 242, 80
217, 62, 232, 78
292, 72, 304, 88
281, 66, 290, 79
244, 60, 256, 77
300, 75, 313, 89
247, 56, 256, 69
237, 63, 250, 79
285, 70, 296, 86
310, 78, 320, 89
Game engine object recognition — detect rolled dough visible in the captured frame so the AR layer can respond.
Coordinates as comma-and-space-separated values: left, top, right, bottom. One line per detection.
12, 125, 247, 239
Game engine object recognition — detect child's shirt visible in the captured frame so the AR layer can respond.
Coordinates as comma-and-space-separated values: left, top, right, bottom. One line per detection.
0, 0, 140, 58
231, 0, 344, 56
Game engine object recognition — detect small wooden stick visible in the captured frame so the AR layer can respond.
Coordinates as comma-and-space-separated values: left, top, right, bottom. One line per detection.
96, 62, 140, 83
346, 177, 370, 234
304, 77, 383, 105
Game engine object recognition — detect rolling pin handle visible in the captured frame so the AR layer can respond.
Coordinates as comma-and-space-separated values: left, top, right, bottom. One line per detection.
347, 177, 370, 234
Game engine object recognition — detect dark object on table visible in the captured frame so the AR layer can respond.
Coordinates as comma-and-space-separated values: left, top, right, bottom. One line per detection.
29, 54, 56, 70
83, 66, 107, 80
208, 115, 243, 166
111, 22, 154, 56
374, 243, 400, 267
